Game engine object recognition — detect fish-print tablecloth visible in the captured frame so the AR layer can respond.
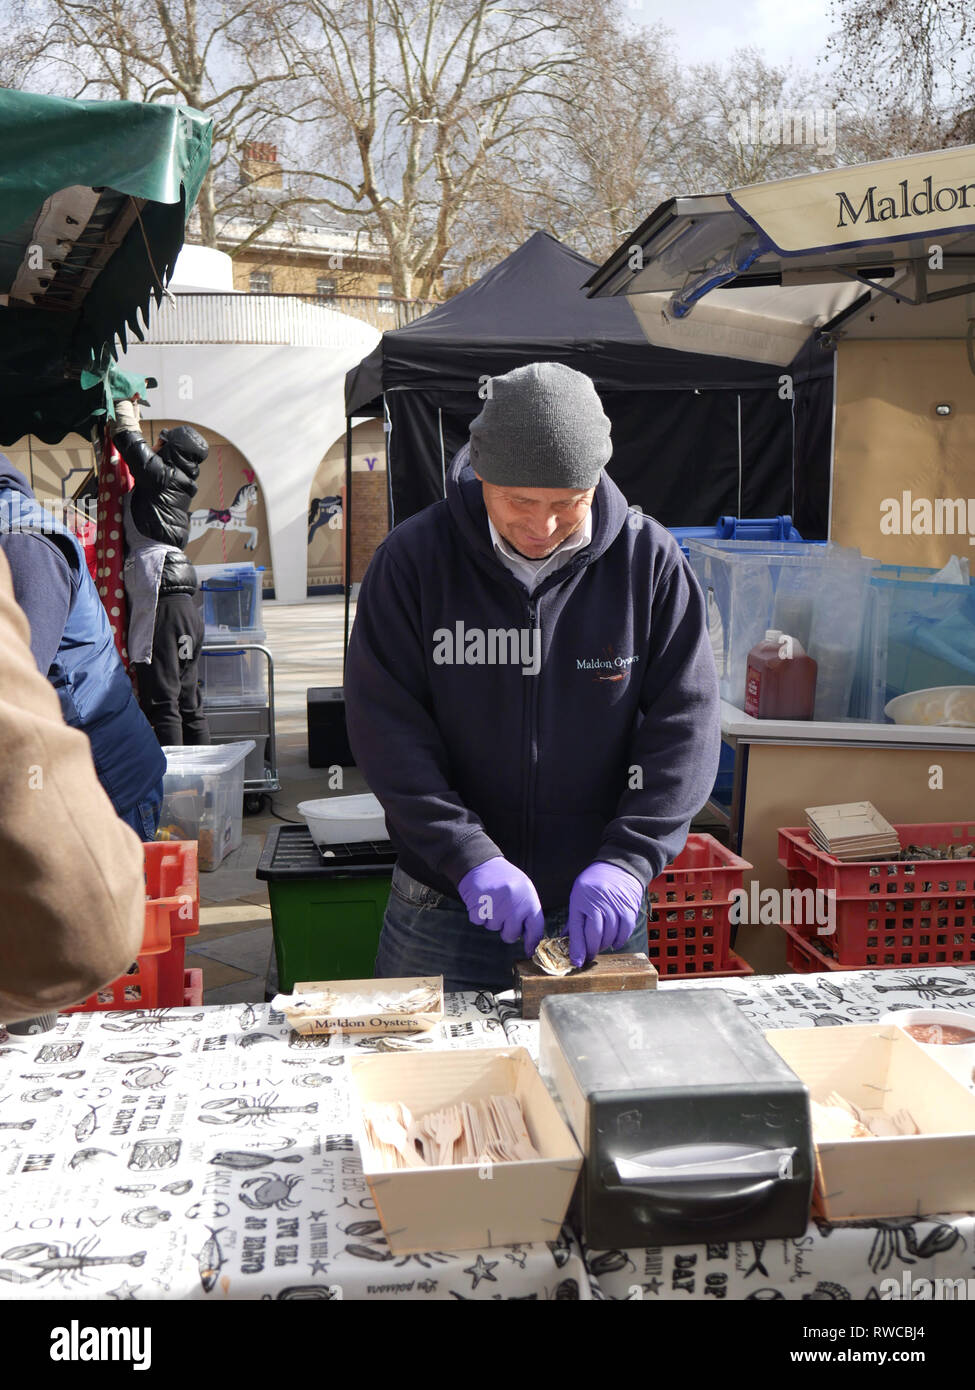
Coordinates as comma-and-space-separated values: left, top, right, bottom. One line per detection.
3, 968, 975, 1301
498, 965, 975, 1301
0, 993, 586, 1301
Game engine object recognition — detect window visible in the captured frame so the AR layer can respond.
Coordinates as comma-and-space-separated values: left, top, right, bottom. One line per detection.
377, 281, 394, 313
316, 276, 336, 299
249, 271, 272, 293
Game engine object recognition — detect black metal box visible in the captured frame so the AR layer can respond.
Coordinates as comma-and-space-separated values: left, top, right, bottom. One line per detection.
539, 989, 814, 1249
307, 685, 354, 768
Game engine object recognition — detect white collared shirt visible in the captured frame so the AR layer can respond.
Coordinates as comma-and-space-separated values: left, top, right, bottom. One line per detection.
487, 510, 593, 595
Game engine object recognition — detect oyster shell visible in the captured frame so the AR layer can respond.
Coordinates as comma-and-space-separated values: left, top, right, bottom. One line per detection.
533, 936, 575, 977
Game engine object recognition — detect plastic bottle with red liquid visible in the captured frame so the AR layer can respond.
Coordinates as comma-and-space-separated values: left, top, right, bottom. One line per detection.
744, 629, 817, 719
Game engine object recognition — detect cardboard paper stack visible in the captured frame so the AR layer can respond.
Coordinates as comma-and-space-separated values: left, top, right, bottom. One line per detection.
271, 976, 444, 1034
804, 801, 900, 861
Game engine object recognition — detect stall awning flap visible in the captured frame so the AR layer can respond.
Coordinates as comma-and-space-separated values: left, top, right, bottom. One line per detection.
730, 144, 975, 256
0, 88, 212, 444
586, 144, 975, 364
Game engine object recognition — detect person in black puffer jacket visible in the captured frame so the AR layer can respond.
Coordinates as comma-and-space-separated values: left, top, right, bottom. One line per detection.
110, 398, 211, 746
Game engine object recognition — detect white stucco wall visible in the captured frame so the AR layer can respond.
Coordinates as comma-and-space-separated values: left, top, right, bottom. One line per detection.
121, 327, 378, 602
168, 245, 237, 293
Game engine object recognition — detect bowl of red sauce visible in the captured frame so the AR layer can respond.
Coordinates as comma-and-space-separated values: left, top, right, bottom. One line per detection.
880, 1009, 975, 1089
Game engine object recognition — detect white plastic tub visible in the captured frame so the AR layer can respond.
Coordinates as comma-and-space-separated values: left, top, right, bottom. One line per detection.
160, 740, 255, 870
884, 686, 975, 728
298, 793, 388, 846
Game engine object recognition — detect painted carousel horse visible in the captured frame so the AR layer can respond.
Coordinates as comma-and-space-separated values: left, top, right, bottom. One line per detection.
307, 494, 343, 543
188, 469, 260, 550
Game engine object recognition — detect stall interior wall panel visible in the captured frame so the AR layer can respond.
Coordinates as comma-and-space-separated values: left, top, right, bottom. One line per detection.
831, 340, 975, 565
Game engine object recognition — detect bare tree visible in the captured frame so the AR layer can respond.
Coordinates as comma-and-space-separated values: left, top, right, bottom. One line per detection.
7, 0, 307, 246
825, 0, 975, 148
669, 48, 839, 192
830, 102, 949, 165
254, 0, 590, 299
534, 11, 681, 261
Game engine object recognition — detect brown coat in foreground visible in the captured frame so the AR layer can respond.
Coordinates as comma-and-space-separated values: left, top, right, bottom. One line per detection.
0, 549, 145, 1021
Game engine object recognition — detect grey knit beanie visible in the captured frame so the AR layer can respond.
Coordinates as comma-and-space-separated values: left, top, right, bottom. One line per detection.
468, 362, 612, 488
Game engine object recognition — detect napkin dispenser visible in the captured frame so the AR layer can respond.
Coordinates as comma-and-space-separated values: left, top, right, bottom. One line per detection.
539, 990, 814, 1249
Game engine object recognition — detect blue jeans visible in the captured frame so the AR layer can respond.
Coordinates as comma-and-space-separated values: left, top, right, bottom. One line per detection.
119, 778, 165, 842
376, 864, 650, 995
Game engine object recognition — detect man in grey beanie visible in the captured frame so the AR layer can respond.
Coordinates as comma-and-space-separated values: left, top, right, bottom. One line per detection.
345, 360, 721, 993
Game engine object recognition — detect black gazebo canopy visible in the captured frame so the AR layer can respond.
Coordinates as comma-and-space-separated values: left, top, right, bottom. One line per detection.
344, 230, 832, 534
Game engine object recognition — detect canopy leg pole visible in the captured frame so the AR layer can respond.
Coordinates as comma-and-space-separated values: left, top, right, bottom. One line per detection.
342, 416, 353, 684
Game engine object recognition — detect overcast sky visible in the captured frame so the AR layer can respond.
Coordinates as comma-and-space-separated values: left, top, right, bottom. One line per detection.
630, 0, 838, 72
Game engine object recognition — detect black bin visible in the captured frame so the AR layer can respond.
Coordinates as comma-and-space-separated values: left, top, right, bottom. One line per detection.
307, 686, 354, 768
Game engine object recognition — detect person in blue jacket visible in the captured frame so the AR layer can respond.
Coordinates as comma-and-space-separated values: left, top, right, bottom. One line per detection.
0, 458, 167, 840
344, 361, 721, 994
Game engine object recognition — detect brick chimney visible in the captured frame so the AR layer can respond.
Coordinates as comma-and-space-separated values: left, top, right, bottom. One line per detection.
241, 141, 282, 189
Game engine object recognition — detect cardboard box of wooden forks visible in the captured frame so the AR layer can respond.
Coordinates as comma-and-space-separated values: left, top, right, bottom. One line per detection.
766, 1023, 975, 1221
347, 1047, 583, 1254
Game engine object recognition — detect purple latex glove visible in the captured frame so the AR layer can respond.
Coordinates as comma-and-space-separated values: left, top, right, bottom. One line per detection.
567, 862, 644, 966
457, 857, 546, 955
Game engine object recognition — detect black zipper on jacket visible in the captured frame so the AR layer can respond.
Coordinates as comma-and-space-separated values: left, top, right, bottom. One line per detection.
522, 596, 540, 877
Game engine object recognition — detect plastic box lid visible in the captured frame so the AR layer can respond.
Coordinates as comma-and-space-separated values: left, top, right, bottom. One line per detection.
196, 562, 265, 580
202, 627, 268, 647
162, 740, 255, 776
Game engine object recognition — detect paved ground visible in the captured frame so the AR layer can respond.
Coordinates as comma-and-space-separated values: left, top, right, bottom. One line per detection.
188, 596, 369, 1004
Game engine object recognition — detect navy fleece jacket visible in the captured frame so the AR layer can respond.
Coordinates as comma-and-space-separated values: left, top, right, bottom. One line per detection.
344, 446, 721, 910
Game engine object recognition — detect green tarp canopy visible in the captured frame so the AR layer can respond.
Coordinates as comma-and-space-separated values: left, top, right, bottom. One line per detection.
0, 87, 212, 444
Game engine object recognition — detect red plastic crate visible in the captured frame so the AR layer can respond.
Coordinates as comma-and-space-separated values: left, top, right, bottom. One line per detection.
183, 968, 204, 1006
142, 841, 199, 950
62, 842, 200, 1013
777, 825, 975, 970
646, 834, 753, 975
779, 924, 845, 973
778, 824, 975, 898
648, 834, 752, 907
62, 944, 190, 1012
780, 876, 975, 968
649, 945, 754, 979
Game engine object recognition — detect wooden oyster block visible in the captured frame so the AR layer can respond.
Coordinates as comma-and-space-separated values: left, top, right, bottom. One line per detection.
514, 952, 657, 1020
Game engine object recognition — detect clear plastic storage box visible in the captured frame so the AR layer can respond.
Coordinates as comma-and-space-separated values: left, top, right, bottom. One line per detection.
870, 564, 975, 704
199, 633, 268, 706
158, 740, 255, 871
686, 539, 874, 714
196, 562, 264, 638
669, 514, 810, 558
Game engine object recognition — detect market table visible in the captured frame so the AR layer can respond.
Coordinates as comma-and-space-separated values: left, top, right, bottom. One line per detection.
2, 968, 974, 1302
500, 964, 975, 1301
0, 993, 587, 1301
